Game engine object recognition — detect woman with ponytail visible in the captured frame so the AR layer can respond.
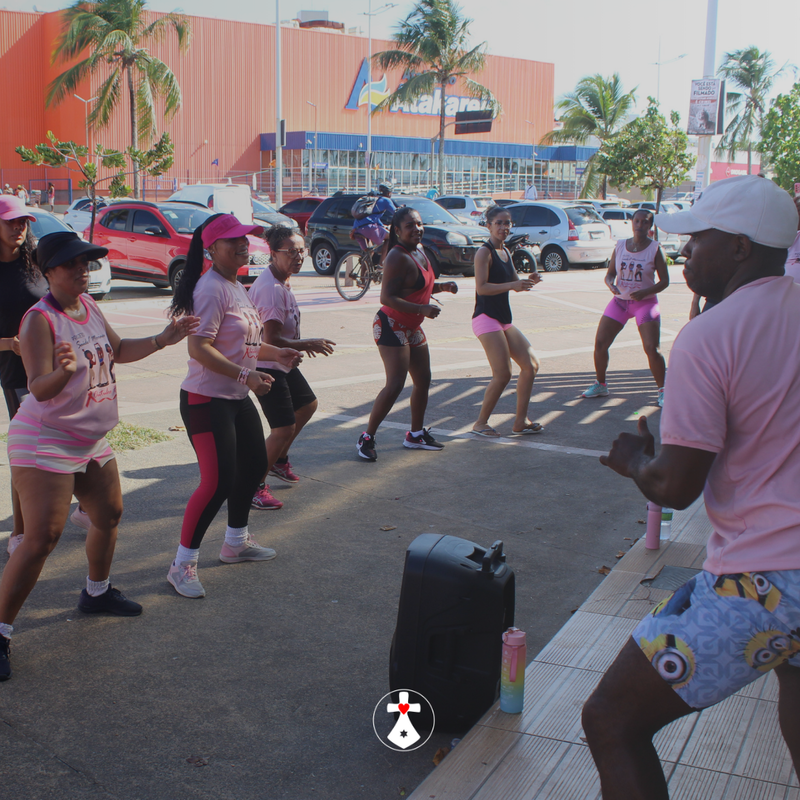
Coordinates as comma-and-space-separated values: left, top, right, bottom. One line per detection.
167, 214, 301, 599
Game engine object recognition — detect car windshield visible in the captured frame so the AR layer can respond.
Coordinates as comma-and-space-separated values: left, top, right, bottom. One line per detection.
474, 197, 493, 209
395, 196, 459, 225
565, 206, 603, 225
29, 212, 70, 239
252, 199, 278, 213
160, 206, 213, 234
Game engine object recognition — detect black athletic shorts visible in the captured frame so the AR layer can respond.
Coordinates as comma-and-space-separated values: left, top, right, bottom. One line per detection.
255, 367, 316, 429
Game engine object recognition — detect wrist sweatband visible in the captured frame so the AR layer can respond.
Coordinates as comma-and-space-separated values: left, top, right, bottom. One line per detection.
237, 368, 251, 385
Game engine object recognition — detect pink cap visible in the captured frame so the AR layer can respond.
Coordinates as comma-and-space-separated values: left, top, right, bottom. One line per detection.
201, 214, 263, 248
0, 195, 36, 222
503, 627, 526, 646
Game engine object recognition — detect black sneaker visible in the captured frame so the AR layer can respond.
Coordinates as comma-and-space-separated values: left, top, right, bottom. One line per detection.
403, 428, 445, 450
357, 432, 377, 461
0, 635, 10, 682
78, 586, 143, 617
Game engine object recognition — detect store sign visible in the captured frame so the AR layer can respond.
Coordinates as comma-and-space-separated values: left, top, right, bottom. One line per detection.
345, 59, 493, 118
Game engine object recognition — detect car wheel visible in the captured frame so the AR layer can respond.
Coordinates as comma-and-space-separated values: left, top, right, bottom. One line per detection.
312, 243, 337, 276
541, 247, 567, 272
169, 261, 185, 292
423, 248, 442, 278
512, 249, 537, 273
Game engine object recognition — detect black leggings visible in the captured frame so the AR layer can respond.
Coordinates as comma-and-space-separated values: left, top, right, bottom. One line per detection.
179, 390, 267, 549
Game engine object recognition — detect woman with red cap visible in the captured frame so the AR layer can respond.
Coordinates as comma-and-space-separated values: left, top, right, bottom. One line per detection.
0, 195, 48, 555
0, 230, 199, 681
167, 214, 301, 599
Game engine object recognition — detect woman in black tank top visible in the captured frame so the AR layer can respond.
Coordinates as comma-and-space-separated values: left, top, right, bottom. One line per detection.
471, 206, 544, 437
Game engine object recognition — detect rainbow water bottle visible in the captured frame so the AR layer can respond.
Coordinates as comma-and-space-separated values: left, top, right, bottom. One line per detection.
500, 627, 527, 714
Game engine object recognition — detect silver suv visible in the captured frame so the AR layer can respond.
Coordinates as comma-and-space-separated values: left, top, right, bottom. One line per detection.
506, 201, 615, 271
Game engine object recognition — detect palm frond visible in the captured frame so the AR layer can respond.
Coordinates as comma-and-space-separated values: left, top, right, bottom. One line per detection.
89, 66, 123, 129
45, 57, 94, 105
372, 71, 437, 114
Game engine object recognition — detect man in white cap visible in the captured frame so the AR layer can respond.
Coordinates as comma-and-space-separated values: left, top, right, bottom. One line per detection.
582, 175, 800, 798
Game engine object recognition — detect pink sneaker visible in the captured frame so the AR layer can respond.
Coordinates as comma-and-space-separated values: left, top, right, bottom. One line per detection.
6, 534, 23, 556
70, 506, 91, 530
269, 460, 300, 483
251, 483, 283, 510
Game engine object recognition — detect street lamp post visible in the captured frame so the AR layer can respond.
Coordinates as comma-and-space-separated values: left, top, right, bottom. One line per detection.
306, 100, 318, 195
653, 40, 687, 104
74, 94, 98, 153
361, 1, 396, 192
525, 119, 536, 195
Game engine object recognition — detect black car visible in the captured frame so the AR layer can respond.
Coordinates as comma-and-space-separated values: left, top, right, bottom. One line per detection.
305, 193, 489, 276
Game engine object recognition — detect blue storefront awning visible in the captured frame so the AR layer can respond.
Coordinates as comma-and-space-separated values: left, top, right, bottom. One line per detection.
260, 132, 597, 162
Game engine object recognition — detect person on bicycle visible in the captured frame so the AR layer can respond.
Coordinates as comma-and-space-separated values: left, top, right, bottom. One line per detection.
352, 184, 396, 265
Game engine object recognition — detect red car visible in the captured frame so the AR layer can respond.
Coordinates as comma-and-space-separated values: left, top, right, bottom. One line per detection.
278, 196, 326, 235
90, 200, 271, 291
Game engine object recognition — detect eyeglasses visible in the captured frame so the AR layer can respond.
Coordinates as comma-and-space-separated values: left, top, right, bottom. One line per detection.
274, 248, 307, 257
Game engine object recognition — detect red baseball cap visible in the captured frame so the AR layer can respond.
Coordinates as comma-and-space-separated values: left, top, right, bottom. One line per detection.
201, 214, 262, 248
0, 195, 36, 223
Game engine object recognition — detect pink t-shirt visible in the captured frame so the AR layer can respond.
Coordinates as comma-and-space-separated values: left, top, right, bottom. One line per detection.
18, 294, 118, 440
181, 269, 263, 400
785, 231, 800, 282
248, 267, 300, 373
614, 239, 660, 300
660, 275, 800, 574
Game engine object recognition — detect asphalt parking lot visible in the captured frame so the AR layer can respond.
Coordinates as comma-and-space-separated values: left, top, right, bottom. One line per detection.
0, 264, 694, 799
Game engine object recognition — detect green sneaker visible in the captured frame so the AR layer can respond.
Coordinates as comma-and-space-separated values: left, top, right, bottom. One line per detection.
582, 381, 609, 399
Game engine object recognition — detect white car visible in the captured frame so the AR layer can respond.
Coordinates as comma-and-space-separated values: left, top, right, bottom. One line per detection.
602, 207, 688, 259
168, 182, 254, 223
506, 201, 615, 271
29, 208, 112, 299
435, 195, 495, 223
62, 196, 109, 233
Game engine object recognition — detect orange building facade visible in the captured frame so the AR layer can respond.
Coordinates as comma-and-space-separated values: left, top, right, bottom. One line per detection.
0, 9, 590, 202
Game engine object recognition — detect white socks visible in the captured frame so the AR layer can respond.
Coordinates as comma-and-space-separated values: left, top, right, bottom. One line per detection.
0, 622, 12, 640
86, 577, 110, 597
410, 429, 424, 437
225, 525, 249, 547
176, 545, 200, 565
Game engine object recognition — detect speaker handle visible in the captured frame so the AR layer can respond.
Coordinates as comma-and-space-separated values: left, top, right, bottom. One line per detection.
481, 540, 506, 575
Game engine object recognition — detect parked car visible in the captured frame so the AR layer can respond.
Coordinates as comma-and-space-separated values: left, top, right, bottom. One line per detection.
505, 201, 615, 271
29, 208, 112, 299
251, 198, 299, 231
477, 197, 518, 226
63, 196, 109, 232
90, 201, 270, 290
629, 200, 682, 215
167, 182, 255, 223
278, 196, 326, 234
435, 195, 494, 222
305, 193, 490, 276
600, 207, 632, 240
585, 200, 625, 215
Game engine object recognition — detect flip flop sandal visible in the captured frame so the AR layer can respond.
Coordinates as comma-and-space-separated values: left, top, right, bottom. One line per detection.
471, 426, 501, 438
510, 423, 544, 436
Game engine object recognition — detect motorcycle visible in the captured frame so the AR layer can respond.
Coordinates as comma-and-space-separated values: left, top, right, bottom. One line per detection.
505, 232, 539, 273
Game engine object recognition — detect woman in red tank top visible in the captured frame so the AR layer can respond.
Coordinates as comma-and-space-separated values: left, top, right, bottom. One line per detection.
356, 207, 458, 462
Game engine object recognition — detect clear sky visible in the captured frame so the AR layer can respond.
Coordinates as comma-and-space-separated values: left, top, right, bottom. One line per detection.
5, 0, 799, 141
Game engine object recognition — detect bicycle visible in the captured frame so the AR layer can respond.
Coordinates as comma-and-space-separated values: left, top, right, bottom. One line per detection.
334, 243, 383, 301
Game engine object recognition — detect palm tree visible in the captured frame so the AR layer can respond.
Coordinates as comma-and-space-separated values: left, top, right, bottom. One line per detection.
46, 0, 191, 198
373, 0, 497, 194
716, 46, 783, 174
540, 74, 636, 198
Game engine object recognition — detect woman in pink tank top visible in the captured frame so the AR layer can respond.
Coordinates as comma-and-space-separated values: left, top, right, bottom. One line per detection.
0, 231, 198, 682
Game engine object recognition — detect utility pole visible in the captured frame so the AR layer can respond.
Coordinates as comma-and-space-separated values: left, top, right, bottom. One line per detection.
275, 0, 284, 207
697, 0, 718, 192
74, 94, 97, 154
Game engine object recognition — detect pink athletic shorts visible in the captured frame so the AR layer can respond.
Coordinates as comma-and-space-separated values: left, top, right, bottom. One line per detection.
472, 314, 513, 337
603, 296, 660, 327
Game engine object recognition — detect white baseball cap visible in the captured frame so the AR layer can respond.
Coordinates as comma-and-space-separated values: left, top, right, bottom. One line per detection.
654, 175, 799, 249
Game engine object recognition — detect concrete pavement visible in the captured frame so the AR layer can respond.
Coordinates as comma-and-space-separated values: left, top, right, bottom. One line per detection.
0, 266, 695, 799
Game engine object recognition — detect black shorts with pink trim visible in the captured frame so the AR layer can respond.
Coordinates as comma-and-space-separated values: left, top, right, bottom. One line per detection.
372, 309, 427, 348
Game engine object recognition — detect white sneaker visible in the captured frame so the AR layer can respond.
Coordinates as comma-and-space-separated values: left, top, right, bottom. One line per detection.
167, 560, 205, 598
219, 536, 277, 563
6, 534, 23, 556
657, 387, 665, 408
70, 506, 91, 530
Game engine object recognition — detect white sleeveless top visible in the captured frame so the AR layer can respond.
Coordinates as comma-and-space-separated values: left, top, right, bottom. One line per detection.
614, 239, 660, 300
18, 294, 118, 441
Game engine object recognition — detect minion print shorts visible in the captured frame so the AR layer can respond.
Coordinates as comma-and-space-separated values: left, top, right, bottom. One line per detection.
632, 569, 800, 709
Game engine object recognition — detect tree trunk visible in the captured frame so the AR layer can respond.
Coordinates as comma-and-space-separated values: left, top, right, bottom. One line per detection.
747, 145, 752, 175
127, 67, 140, 199
602, 174, 607, 200
88, 184, 96, 243
438, 80, 446, 194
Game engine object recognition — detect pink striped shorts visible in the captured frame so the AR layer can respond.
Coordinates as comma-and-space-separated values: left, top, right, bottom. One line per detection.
7, 413, 115, 474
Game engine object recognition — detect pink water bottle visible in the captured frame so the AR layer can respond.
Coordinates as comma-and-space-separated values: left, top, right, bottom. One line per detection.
646, 502, 662, 550
500, 627, 526, 713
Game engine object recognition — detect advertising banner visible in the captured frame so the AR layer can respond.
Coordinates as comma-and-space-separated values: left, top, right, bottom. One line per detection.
687, 79, 725, 136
